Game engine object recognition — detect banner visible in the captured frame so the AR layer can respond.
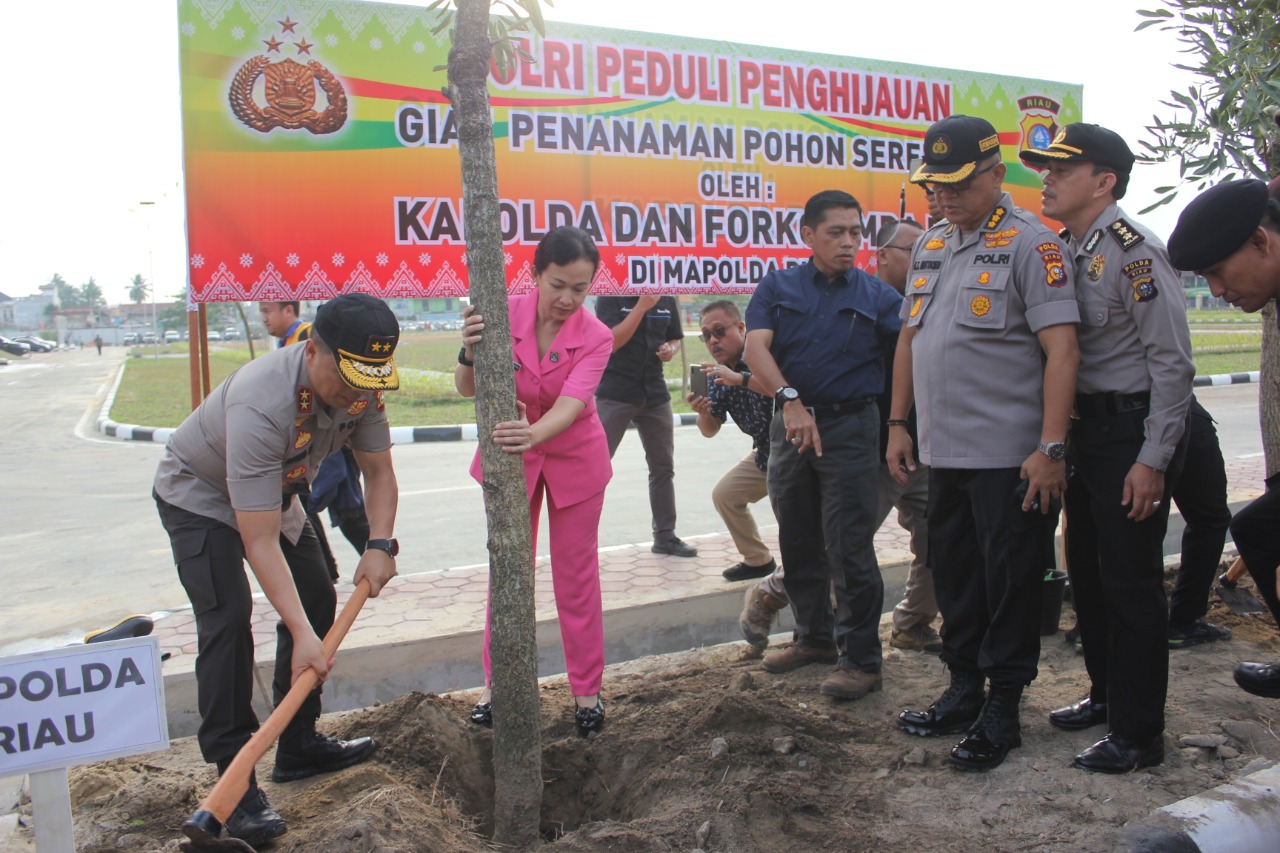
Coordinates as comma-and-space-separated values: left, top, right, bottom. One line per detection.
177, 0, 1082, 301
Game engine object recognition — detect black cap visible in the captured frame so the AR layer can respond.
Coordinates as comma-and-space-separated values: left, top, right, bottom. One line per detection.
312, 293, 400, 391
1167, 180, 1269, 271
1019, 123, 1136, 174
910, 116, 1002, 184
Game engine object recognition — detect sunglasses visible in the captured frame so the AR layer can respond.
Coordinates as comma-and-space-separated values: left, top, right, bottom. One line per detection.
700, 325, 732, 342
927, 160, 999, 194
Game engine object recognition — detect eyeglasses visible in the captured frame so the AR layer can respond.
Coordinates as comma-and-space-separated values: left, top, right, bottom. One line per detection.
700, 325, 731, 342
927, 160, 999, 195
880, 243, 915, 252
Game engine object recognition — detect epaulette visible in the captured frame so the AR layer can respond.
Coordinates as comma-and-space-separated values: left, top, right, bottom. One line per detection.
1107, 218, 1144, 250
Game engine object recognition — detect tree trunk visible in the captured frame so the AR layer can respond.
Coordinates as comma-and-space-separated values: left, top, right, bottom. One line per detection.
234, 301, 256, 360
1260, 300, 1280, 478
448, 2, 543, 848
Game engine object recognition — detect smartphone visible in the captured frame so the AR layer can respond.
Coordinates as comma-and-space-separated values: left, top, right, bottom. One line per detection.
690, 365, 708, 397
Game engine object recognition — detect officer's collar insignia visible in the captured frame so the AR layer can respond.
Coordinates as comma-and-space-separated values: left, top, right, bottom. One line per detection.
1107, 218, 1144, 250
297, 386, 313, 415
1083, 229, 1105, 253
984, 206, 1008, 231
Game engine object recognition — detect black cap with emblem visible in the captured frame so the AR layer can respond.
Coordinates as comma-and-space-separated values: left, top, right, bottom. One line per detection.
1019, 123, 1136, 198
1167, 179, 1269, 272
313, 293, 401, 391
910, 115, 1002, 185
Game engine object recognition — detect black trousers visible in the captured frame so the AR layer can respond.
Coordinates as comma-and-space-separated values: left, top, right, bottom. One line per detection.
155, 494, 336, 764
1168, 402, 1231, 626
928, 466, 1051, 685
767, 404, 883, 672
1235, 479, 1280, 629
1065, 407, 1185, 740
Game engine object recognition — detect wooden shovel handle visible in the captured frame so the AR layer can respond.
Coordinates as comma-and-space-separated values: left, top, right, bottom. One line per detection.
1223, 556, 1248, 585
198, 579, 371, 823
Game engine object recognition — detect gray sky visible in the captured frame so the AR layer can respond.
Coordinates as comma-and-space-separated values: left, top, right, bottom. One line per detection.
0, 0, 1197, 306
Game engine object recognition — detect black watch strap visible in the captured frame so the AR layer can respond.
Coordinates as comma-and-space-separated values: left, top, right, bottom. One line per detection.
457, 347, 474, 367
365, 538, 399, 557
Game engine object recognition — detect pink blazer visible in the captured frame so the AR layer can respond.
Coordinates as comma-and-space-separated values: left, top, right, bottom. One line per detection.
470, 291, 614, 508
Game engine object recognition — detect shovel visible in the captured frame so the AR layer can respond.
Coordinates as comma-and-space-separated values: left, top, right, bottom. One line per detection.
1217, 557, 1266, 615
179, 579, 371, 852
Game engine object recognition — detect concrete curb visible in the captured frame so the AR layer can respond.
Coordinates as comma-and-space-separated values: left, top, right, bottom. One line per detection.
1126, 760, 1280, 852
1194, 371, 1260, 388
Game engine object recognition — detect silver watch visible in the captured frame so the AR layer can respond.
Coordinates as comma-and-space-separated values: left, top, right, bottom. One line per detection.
1038, 441, 1067, 462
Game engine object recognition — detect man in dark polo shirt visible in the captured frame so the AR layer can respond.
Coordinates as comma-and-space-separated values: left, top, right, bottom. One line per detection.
744, 189, 903, 700
596, 294, 696, 556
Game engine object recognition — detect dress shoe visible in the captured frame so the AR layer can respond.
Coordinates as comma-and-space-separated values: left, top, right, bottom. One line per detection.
761, 642, 837, 673
652, 535, 698, 557
890, 624, 944, 654
947, 684, 1022, 772
898, 666, 984, 737
272, 728, 377, 782
819, 666, 882, 700
575, 699, 605, 737
723, 558, 777, 581
1169, 619, 1231, 650
225, 785, 287, 848
1048, 696, 1108, 731
1072, 732, 1164, 774
469, 702, 493, 727
83, 614, 154, 644
1234, 662, 1280, 698
739, 586, 787, 647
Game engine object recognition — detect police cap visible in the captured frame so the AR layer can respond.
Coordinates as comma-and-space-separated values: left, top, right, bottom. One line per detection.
910, 115, 1002, 185
1167, 179, 1269, 272
313, 293, 401, 391
1019, 123, 1135, 175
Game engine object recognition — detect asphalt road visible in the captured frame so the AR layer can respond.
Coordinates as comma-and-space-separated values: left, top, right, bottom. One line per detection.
0, 346, 1266, 656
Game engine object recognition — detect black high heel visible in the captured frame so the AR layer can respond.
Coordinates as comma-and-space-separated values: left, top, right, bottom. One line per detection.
469, 702, 493, 727
574, 699, 605, 737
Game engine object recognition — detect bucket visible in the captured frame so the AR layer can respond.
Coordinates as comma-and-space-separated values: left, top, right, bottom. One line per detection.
1040, 569, 1069, 635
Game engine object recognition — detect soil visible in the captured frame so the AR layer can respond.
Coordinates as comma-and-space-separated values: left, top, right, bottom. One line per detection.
11, 565, 1280, 853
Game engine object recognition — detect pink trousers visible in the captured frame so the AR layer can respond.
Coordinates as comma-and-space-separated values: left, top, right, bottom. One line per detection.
482, 477, 606, 696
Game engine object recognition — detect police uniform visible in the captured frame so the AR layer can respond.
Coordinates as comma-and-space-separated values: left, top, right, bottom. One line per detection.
904, 193, 1080, 685
1060, 203, 1193, 742
154, 339, 391, 764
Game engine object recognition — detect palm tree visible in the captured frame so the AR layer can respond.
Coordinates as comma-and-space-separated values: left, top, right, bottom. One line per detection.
129, 274, 150, 305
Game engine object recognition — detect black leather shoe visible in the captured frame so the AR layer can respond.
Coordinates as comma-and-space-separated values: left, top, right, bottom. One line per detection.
897, 667, 985, 737
469, 702, 493, 727
83, 614, 154, 644
575, 699, 605, 737
225, 785, 287, 848
946, 684, 1022, 772
1072, 733, 1164, 774
1235, 662, 1280, 698
723, 558, 776, 581
272, 729, 377, 782
1049, 696, 1108, 731
652, 536, 698, 557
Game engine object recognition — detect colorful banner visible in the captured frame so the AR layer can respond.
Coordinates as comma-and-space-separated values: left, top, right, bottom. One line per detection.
177, 0, 1083, 301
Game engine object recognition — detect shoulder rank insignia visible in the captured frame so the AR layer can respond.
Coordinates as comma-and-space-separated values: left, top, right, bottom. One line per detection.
297, 386, 313, 415
1083, 229, 1105, 254
1107, 218, 1144, 250
347, 399, 369, 416
925, 237, 945, 250
1087, 255, 1105, 281
985, 206, 1008, 231
294, 429, 312, 450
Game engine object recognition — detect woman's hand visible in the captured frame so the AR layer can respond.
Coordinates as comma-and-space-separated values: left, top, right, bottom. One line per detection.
461, 303, 484, 351
492, 400, 534, 453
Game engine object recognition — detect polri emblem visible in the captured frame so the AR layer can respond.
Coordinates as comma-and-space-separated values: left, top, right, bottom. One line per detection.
1088, 255, 1105, 281
977, 272, 991, 285
925, 238, 945, 251
229, 12, 347, 137
912, 276, 927, 289
970, 295, 992, 317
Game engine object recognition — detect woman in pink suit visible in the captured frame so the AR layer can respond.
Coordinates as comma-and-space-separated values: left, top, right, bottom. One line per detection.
455, 227, 614, 736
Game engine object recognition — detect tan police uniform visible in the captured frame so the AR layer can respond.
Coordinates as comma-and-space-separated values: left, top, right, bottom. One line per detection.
903, 191, 1079, 686
1062, 203, 1193, 743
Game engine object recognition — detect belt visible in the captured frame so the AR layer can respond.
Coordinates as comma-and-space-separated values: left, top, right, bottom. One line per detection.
805, 397, 877, 420
1073, 391, 1150, 419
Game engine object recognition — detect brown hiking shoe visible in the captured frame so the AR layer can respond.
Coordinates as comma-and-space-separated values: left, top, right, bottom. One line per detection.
819, 666, 883, 700
761, 643, 838, 673
891, 624, 944, 654
739, 586, 787, 647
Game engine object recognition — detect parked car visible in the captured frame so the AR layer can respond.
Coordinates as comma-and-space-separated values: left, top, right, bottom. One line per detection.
222, 327, 240, 340
0, 335, 32, 357
143, 332, 159, 344
14, 335, 56, 353
164, 330, 181, 343
207, 330, 223, 341
123, 332, 141, 345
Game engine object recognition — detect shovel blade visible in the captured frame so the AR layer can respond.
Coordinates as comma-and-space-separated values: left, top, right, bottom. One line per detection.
1218, 584, 1266, 615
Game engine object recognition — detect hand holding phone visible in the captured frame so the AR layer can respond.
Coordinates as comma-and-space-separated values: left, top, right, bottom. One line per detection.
690, 365, 708, 397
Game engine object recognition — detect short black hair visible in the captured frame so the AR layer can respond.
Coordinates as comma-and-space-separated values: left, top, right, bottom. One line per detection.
700, 300, 741, 321
1091, 164, 1130, 200
802, 190, 862, 230
533, 226, 600, 276
273, 301, 301, 315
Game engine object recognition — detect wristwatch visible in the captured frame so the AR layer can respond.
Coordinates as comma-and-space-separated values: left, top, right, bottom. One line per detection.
739, 369, 753, 387
457, 347, 474, 367
1037, 441, 1068, 462
364, 538, 400, 557
776, 386, 800, 404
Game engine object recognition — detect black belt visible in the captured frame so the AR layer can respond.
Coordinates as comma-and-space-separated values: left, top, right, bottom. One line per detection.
1073, 391, 1150, 419
805, 397, 877, 420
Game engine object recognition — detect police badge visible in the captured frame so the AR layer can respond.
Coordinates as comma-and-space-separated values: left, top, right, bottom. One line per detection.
1087, 255, 1105, 281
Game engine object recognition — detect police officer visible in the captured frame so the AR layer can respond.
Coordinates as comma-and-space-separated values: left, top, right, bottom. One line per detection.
260, 300, 311, 346
1021, 123, 1193, 773
154, 293, 401, 847
888, 115, 1080, 771
1168, 178, 1280, 698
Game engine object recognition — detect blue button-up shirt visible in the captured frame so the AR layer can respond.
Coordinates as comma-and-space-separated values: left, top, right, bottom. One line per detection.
745, 260, 903, 405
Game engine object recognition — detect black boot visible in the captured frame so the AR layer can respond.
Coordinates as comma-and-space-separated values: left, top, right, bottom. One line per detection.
948, 683, 1023, 771
897, 665, 985, 737
218, 769, 287, 848
272, 721, 377, 783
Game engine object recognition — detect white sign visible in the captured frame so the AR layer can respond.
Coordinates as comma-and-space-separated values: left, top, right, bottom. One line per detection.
0, 636, 168, 777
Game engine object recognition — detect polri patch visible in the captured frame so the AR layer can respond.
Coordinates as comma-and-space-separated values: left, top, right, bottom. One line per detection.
1108, 218, 1145, 250
1038, 243, 1067, 287
1087, 255, 1105, 281
1131, 276, 1159, 302
977, 272, 991, 285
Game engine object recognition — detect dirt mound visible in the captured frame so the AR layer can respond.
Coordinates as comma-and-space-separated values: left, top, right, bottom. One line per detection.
10, 567, 1280, 852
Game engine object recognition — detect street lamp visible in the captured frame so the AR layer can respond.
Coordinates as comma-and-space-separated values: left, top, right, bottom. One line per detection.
136, 201, 157, 358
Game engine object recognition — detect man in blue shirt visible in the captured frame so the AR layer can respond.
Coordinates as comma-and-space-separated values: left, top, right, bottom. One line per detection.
744, 190, 903, 700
